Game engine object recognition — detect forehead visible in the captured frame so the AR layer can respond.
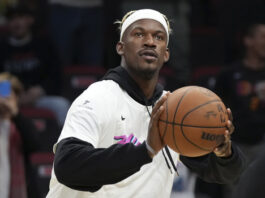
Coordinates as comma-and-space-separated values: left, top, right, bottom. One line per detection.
124, 19, 166, 34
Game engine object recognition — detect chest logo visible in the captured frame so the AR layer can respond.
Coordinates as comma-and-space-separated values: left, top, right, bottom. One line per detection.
114, 133, 141, 146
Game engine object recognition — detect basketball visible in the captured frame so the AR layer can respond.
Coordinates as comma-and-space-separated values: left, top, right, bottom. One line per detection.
159, 86, 228, 157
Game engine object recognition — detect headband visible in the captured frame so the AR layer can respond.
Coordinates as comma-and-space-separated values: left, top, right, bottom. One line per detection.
120, 9, 169, 45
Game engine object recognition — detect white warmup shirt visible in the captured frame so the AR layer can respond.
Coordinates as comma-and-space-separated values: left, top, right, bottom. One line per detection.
46, 80, 179, 198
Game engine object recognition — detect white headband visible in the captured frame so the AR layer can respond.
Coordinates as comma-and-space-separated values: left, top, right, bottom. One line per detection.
120, 9, 169, 45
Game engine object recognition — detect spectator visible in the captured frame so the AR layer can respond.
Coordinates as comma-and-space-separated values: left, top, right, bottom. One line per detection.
0, 5, 70, 126
211, 23, 265, 198
48, 0, 104, 67
214, 23, 265, 164
0, 72, 40, 198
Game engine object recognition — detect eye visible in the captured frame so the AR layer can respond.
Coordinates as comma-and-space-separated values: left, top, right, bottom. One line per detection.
135, 32, 144, 37
155, 34, 164, 41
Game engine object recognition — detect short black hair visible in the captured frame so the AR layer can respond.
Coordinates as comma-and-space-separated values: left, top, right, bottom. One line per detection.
5, 5, 34, 19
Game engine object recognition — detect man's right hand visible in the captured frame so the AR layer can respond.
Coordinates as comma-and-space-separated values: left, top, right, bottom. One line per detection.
146, 92, 170, 158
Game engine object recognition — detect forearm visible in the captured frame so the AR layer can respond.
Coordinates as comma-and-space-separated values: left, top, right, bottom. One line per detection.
54, 137, 152, 192
180, 143, 246, 184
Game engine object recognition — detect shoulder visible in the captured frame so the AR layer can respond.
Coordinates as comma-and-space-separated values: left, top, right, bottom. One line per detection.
84, 80, 122, 98
71, 80, 122, 112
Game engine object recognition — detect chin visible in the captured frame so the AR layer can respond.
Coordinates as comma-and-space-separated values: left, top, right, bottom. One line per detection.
138, 64, 161, 80
141, 69, 156, 80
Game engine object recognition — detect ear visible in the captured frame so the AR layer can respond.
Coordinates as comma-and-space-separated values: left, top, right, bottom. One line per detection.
116, 41, 125, 56
164, 48, 170, 62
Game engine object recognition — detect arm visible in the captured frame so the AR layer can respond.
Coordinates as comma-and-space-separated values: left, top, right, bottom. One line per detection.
54, 137, 152, 192
180, 143, 246, 184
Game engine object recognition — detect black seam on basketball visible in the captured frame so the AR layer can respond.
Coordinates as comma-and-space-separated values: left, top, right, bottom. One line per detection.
161, 98, 169, 141
159, 119, 226, 128
180, 99, 224, 152
180, 124, 212, 152
171, 87, 192, 154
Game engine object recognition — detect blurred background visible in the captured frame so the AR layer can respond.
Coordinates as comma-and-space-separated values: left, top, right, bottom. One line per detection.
0, 0, 264, 198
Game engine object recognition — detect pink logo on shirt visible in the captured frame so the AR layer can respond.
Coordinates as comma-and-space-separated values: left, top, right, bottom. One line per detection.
114, 134, 141, 146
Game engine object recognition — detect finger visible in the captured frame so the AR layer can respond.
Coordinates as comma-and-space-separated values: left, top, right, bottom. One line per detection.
226, 120, 235, 135
224, 130, 230, 142
152, 105, 165, 122
152, 92, 169, 115
215, 140, 228, 153
215, 130, 229, 148
214, 140, 231, 156
227, 108, 233, 121
230, 122, 235, 134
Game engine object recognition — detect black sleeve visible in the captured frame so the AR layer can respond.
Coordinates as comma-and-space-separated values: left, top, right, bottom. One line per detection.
54, 137, 152, 192
180, 143, 246, 184
233, 150, 265, 198
12, 113, 40, 154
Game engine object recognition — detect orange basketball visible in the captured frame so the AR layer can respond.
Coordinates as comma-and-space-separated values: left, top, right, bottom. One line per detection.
159, 86, 228, 157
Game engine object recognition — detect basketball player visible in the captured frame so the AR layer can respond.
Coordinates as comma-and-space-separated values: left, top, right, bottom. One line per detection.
46, 9, 245, 198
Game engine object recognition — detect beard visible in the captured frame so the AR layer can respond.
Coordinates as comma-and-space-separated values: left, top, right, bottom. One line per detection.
131, 65, 158, 80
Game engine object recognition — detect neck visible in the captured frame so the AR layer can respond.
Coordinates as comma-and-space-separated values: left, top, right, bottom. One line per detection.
243, 53, 265, 70
134, 75, 158, 99
121, 65, 159, 99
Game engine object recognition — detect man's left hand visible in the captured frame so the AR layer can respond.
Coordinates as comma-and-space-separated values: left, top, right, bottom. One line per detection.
214, 108, 234, 158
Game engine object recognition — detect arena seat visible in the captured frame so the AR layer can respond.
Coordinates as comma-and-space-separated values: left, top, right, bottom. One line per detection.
62, 65, 106, 101
29, 152, 54, 198
20, 106, 60, 152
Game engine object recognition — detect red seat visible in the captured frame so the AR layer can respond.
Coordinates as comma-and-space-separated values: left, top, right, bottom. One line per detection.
62, 65, 106, 101
29, 152, 54, 198
20, 107, 60, 152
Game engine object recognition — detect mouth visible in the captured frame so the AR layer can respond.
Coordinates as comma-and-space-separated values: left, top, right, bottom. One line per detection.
139, 50, 158, 62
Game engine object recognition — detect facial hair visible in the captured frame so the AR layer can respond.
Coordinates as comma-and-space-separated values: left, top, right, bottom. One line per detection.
130, 64, 158, 80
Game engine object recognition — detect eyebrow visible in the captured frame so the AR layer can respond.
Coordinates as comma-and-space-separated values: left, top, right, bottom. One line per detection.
132, 26, 166, 34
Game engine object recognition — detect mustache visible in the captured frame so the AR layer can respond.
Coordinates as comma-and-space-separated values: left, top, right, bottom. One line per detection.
138, 49, 158, 58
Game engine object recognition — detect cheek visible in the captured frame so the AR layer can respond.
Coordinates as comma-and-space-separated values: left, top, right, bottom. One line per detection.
124, 44, 138, 58
159, 48, 169, 62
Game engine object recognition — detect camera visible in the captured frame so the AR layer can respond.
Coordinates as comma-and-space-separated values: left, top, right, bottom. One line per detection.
0, 81, 11, 97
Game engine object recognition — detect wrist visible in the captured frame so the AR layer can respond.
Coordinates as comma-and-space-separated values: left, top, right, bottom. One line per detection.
145, 141, 156, 158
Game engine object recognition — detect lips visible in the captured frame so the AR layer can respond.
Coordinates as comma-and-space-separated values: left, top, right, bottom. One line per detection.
139, 49, 158, 61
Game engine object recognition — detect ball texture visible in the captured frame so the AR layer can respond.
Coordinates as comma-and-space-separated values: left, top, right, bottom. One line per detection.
159, 86, 228, 157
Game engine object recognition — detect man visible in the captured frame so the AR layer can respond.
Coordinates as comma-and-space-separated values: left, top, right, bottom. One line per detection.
0, 5, 70, 126
214, 23, 265, 164
46, 9, 245, 198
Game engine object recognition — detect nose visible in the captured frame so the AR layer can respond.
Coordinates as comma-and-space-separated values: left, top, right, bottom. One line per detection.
144, 34, 156, 48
